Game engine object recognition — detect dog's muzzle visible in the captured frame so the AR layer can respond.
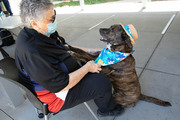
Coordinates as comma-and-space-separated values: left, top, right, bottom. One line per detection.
100, 38, 113, 43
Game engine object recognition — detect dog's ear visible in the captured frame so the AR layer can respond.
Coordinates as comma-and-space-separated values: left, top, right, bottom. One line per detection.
123, 32, 133, 48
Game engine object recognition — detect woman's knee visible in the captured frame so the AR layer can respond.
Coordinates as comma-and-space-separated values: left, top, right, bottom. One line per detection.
91, 73, 112, 91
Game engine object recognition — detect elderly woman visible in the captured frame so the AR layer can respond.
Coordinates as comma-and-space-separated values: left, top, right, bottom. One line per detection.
15, 0, 124, 116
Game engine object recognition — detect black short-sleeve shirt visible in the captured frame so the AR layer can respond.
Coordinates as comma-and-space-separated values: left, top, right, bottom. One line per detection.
15, 27, 80, 93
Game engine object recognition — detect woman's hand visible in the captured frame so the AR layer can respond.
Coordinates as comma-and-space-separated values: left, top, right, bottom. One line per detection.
85, 60, 102, 73
60, 60, 101, 92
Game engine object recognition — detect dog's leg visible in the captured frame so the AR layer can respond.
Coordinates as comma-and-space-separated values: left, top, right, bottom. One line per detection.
67, 45, 99, 62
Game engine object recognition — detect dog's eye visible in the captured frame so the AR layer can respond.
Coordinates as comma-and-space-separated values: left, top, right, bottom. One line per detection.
110, 27, 115, 31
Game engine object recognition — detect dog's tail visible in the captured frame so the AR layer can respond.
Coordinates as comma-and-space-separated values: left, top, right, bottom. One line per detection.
140, 94, 171, 106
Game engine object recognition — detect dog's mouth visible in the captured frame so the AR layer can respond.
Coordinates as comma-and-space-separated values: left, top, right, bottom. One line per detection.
100, 37, 107, 41
100, 37, 113, 43
99, 28, 112, 43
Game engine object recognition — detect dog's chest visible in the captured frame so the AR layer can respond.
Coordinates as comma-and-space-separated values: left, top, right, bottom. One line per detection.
108, 55, 135, 69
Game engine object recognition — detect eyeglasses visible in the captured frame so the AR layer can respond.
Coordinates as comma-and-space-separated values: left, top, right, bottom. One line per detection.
47, 10, 56, 23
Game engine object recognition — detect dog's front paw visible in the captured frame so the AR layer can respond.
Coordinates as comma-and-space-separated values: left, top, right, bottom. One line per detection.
67, 51, 74, 55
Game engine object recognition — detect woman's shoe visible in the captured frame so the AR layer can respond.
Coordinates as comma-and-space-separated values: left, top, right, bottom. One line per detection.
97, 105, 125, 117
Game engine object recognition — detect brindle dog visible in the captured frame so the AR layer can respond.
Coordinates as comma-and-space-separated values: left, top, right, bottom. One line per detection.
67, 24, 171, 107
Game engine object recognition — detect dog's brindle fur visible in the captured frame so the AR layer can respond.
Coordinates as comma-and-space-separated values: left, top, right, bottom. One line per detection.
66, 24, 171, 107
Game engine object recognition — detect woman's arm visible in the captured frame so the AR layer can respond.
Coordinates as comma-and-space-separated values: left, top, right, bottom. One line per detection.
60, 61, 101, 92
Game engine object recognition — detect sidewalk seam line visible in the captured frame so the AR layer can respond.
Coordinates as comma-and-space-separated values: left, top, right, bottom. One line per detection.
136, 66, 180, 77
145, 68, 180, 77
138, 12, 178, 78
59, 13, 80, 23
0, 108, 14, 120
89, 15, 115, 30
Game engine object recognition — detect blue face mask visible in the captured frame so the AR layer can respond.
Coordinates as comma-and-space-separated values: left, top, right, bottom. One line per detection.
44, 19, 57, 35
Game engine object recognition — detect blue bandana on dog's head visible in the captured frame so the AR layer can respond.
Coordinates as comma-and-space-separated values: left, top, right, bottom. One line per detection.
94, 48, 134, 66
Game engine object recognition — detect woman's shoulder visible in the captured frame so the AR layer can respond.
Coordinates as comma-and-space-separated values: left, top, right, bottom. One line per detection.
18, 27, 34, 41
16, 27, 37, 53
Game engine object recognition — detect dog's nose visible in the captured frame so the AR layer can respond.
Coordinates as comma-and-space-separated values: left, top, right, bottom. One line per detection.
99, 28, 106, 35
99, 28, 110, 34
99, 28, 103, 33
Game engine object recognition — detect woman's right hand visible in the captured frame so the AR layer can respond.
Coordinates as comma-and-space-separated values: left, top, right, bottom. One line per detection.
85, 60, 102, 73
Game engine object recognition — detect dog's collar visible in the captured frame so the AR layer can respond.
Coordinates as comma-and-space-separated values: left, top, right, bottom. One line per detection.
94, 48, 134, 66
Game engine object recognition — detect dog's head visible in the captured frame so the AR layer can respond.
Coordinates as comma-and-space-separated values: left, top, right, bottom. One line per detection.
99, 24, 134, 53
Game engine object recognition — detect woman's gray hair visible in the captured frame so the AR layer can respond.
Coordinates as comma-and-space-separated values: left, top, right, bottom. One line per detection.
20, 0, 54, 28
